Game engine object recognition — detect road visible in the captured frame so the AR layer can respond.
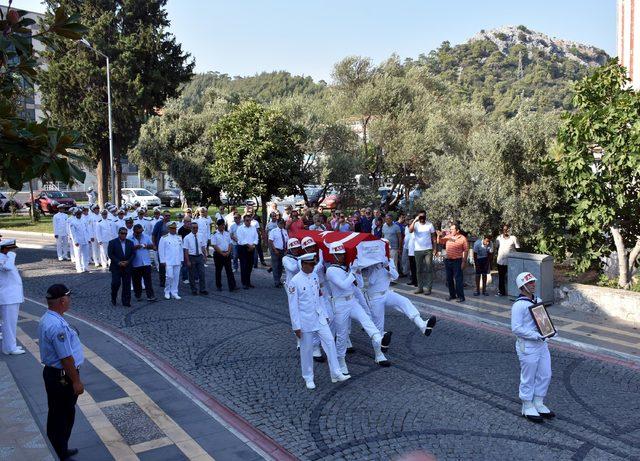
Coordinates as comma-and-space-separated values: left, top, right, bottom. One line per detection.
14, 246, 640, 460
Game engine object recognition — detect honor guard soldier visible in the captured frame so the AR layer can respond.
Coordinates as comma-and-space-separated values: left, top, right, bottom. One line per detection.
283, 238, 303, 349
288, 253, 350, 389
359, 255, 437, 350
511, 272, 555, 423
0, 239, 26, 355
53, 204, 71, 261
38, 284, 84, 460
96, 209, 114, 269
69, 208, 91, 273
158, 221, 184, 299
88, 204, 102, 268
325, 243, 390, 376
300, 236, 328, 362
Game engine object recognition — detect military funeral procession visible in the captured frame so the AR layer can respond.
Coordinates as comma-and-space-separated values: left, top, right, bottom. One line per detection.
1, 1, 639, 460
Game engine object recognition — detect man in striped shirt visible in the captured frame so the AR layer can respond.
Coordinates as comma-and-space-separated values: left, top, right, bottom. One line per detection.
437, 222, 469, 303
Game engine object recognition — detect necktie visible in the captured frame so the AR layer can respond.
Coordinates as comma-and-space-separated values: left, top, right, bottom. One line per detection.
195, 234, 199, 256
280, 229, 285, 250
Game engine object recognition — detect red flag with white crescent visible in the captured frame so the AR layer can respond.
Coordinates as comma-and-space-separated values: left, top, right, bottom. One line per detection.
292, 229, 387, 266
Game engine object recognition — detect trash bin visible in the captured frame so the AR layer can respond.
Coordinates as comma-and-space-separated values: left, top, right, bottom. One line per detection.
507, 252, 554, 304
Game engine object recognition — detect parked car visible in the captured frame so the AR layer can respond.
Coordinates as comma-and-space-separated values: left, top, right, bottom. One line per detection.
28, 190, 76, 214
121, 188, 161, 208
0, 192, 23, 213
156, 188, 182, 207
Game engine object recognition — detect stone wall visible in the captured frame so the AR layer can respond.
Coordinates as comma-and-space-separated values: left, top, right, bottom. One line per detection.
555, 283, 640, 327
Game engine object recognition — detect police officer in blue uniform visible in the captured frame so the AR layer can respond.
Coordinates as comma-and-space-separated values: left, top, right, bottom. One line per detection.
38, 284, 84, 460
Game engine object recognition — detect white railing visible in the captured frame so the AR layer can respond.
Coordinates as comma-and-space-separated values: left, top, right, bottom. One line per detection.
42, 182, 61, 191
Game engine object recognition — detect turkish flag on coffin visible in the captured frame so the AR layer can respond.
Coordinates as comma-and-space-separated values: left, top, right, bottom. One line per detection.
292, 230, 389, 267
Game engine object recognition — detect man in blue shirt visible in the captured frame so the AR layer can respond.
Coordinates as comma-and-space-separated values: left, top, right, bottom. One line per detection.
129, 224, 157, 302
38, 284, 84, 460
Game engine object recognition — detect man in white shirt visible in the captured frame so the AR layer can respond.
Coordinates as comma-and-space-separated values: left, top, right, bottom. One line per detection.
235, 214, 259, 289
289, 253, 349, 389
194, 207, 212, 260
211, 219, 237, 291
88, 204, 102, 267
0, 240, 26, 355
96, 209, 116, 269
495, 224, 520, 296
408, 210, 436, 295
53, 204, 71, 261
268, 218, 288, 288
182, 222, 208, 295
228, 213, 241, 272
158, 222, 184, 300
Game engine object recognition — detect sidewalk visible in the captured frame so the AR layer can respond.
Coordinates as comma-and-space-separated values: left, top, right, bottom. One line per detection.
2, 299, 277, 461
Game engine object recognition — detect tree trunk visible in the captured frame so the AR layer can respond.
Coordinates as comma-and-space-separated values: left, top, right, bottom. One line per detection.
96, 153, 109, 207
28, 180, 35, 223
611, 226, 631, 288
627, 237, 640, 284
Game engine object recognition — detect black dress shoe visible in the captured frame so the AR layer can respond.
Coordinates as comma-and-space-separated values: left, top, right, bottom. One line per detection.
456, 298, 465, 303
249, 284, 256, 288
377, 359, 391, 367
539, 410, 556, 419
147, 297, 157, 302
313, 355, 326, 363
135, 297, 142, 302
63, 448, 79, 459
123, 303, 131, 307
523, 414, 544, 423
447, 296, 456, 301
424, 316, 437, 336
381, 331, 392, 348
199, 290, 209, 295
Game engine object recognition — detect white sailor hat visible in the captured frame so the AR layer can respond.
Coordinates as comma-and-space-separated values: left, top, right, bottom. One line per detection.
0, 239, 18, 249
91, 203, 100, 210
298, 253, 317, 263
329, 243, 346, 254
117, 208, 126, 214
287, 238, 301, 250
73, 207, 83, 214
125, 217, 134, 223
153, 206, 161, 212
300, 236, 316, 249
167, 221, 178, 228
100, 209, 108, 214
138, 207, 146, 213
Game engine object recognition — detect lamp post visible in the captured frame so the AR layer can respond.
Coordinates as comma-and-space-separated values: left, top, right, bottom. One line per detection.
78, 39, 116, 205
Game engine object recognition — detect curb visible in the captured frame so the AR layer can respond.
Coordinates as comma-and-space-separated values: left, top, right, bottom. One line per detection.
411, 299, 640, 371
61, 308, 298, 461
0, 229, 55, 239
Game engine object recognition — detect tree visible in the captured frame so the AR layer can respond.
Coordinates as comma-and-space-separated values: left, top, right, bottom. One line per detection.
552, 61, 640, 288
39, 0, 194, 205
1, 4, 87, 219
209, 101, 305, 224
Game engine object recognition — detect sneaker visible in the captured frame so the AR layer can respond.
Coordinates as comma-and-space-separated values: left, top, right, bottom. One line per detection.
305, 380, 316, 390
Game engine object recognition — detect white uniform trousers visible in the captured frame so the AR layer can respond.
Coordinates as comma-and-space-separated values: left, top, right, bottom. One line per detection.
90, 239, 101, 266
516, 340, 551, 401
55, 236, 69, 260
98, 243, 109, 268
165, 264, 181, 297
300, 324, 342, 382
73, 244, 90, 272
368, 290, 425, 333
1, 304, 19, 354
333, 299, 381, 358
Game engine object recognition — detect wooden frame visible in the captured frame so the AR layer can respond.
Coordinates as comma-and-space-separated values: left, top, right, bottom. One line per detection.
528, 302, 557, 339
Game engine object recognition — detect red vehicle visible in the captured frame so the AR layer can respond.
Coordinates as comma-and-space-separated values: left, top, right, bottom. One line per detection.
29, 190, 77, 214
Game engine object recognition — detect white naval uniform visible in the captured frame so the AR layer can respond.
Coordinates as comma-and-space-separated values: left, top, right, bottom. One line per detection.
69, 217, 91, 272
195, 216, 212, 253
66, 215, 75, 263
288, 270, 342, 382
363, 259, 428, 334
88, 211, 101, 266
96, 218, 116, 268
158, 233, 184, 297
326, 264, 383, 359
511, 294, 551, 401
0, 251, 24, 354
52, 211, 70, 260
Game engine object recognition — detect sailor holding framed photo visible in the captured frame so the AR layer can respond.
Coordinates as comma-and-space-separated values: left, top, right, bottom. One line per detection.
511, 271, 555, 423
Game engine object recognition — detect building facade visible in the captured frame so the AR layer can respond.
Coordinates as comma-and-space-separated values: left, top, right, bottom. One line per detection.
618, 0, 640, 88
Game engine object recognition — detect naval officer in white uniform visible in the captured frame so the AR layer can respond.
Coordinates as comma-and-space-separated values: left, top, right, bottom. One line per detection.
0, 240, 25, 355
288, 253, 350, 389
511, 271, 555, 423
158, 221, 184, 300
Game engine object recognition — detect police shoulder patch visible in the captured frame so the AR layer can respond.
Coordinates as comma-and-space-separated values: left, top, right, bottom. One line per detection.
288, 286, 296, 294
57, 332, 66, 342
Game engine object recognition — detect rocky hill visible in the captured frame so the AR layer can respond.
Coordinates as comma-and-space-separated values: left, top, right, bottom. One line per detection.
469, 25, 609, 67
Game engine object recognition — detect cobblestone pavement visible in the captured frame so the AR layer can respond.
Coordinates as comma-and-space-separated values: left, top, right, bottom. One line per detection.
16, 248, 640, 461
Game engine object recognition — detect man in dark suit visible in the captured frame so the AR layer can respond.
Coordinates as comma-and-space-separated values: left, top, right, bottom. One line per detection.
108, 227, 136, 307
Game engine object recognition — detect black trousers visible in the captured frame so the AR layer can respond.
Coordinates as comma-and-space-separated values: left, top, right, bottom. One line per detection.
159, 262, 166, 287
237, 245, 255, 287
132, 265, 155, 299
214, 253, 237, 290
497, 263, 508, 295
111, 269, 132, 305
445, 258, 465, 300
43, 367, 78, 459
409, 255, 417, 286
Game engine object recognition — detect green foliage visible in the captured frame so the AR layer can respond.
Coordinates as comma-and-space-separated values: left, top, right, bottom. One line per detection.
0, 5, 86, 190
209, 101, 305, 213
551, 61, 640, 287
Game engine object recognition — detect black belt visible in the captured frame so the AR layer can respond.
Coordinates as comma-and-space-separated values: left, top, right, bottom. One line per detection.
445, 258, 463, 261
44, 365, 80, 376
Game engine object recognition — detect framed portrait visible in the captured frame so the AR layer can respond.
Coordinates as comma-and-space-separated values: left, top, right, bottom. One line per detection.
528, 302, 557, 339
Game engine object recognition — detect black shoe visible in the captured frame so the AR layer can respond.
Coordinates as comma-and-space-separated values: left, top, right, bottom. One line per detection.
217, 287, 223, 292
382, 331, 392, 348
381, 345, 389, 352
135, 297, 142, 302
123, 303, 131, 308
267, 268, 272, 273
249, 284, 256, 288
313, 355, 326, 363
424, 316, 437, 336
424, 290, 432, 295
243, 286, 250, 290
63, 448, 79, 459
456, 298, 465, 303
346, 347, 356, 354
199, 290, 208, 295
473, 291, 480, 296
230, 287, 238, 292
377, 359, 391, 367
539, 410, 556, 419
447, 296, 456, 301
111, 299, 116, 306
523, 414, 544, 423
147, 297, 157, 302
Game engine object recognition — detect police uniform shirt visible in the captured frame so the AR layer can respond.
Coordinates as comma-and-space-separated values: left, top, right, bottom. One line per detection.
38, 311, 84, 369
211, 230, 232, 252
283, 255, 300, 286
53, 212, 69, 236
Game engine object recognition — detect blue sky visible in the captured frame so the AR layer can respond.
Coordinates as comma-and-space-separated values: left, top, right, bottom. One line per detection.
18, 0, 617, 82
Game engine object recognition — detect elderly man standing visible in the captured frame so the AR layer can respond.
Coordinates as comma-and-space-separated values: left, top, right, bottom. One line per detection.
183, 221, 208, 295
211, 219, 237, 292
108, 227, 135, 307
236, 214, 259, 289
159, 222, 184, 300
0, 240, 26, 355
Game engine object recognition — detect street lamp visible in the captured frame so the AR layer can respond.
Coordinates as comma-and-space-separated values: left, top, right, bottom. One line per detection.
78, 38, 116, 205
